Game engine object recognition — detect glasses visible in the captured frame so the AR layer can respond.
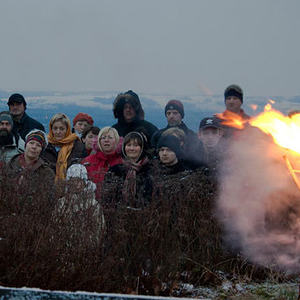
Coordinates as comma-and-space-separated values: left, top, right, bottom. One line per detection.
100, 135, 115, 140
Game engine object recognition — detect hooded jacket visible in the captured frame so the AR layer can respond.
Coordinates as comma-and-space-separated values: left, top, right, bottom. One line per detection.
112, 91, 158, 140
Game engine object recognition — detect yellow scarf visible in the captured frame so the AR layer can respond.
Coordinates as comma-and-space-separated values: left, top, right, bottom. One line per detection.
48, 125, 78, 181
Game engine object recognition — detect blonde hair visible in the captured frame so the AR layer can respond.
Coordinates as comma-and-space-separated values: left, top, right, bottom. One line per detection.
162, 127, 186, 144
98, 126, 120, 152
49, 113, 70, 131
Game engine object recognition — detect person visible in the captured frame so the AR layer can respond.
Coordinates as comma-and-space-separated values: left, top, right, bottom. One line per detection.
101, 131, 153, 208
42, 113, 87, 181
216, 85, 250, 138
0, 111, 24, 163
55, 164, 105, 246
7, 93, 45, 140
81, 127, 122, 196
155, 135, 190, 175
81, 125, 100, 155
8, 129, 55, 184
197, 116, 226, 171
151, 100, 198, 157
72, 112, 94, 138
112, 90, 158, 140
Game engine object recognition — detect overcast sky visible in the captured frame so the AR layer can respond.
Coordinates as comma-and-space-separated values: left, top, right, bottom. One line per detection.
0, 0, 299, 98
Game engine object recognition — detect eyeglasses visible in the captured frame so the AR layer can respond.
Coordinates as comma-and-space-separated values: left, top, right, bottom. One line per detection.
100, 135, 115, 140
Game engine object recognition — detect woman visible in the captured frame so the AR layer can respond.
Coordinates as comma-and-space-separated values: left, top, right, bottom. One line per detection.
42, 113, 86, 181
101, 131, 153, 208
81, 125, 100, 155
81, 127, 122, 195
8, 129, 55, 184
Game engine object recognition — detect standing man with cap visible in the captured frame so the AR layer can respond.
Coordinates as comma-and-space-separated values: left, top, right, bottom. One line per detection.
0, 111, 24, 163
7, 93, 45, 140
151, 99, 198, 154
216, 84, 250, 138
223, 84, 250, 118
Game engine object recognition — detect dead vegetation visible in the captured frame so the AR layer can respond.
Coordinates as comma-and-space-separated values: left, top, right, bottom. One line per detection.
0, 166, 295, 295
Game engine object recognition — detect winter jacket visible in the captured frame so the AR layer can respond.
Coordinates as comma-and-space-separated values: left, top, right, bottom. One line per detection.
0, 134, 23, 164
215, 109, 251, 139
101, 160, 154, 208
151, 122, 198, 157
12, 112, 45, 140
8, 153, 55, 186
112, 119, 158, 141
41, 139, 87, 175
81, 150, 122, 196
151, 158, 191, 176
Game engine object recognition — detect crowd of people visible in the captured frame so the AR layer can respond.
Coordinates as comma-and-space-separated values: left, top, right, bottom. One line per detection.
0, 84, 248, 208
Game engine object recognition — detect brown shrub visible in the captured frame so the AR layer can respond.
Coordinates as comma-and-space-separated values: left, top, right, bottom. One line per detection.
0, 166, 284, 295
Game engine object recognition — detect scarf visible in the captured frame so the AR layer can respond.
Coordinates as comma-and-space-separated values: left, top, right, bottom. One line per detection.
48, 128, 78, 181
122, 157, 149, 206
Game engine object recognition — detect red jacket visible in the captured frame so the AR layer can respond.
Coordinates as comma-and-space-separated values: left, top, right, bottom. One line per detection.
82, 150, 122, 185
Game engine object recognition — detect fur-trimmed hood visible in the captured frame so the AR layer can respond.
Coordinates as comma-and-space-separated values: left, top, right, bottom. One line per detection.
113, 90, 144, 121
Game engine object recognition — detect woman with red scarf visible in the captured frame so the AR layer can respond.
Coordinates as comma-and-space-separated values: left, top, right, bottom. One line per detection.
101, 131, 153, 208
81, 127, 122, 196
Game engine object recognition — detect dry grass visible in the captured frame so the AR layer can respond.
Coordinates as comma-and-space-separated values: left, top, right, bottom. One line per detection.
0, 166, 293, 295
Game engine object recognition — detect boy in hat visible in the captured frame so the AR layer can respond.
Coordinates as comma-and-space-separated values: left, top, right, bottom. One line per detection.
72, 113, 94, 138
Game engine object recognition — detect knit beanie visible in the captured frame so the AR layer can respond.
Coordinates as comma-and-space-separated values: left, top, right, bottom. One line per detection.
224, 84, 243, 103
7, 93, 27, 108
66, 164, 88, 181
0, 111, 13, 127
165, 100, 184, 118
25, 129, 48, 151
73, 113, 94, 126
157, 135, 182, 159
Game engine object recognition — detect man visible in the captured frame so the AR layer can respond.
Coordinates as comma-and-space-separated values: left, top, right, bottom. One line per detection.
112, 90, 158, 140
197, 116, 226, 171
216, 85, 250, 138
0, 111, 24, 163
151, 99, 198, 155
7, 93, 45, 140
156, 135, 188, 175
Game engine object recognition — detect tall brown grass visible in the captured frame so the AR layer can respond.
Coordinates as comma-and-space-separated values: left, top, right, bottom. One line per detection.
0, 166, 287, 295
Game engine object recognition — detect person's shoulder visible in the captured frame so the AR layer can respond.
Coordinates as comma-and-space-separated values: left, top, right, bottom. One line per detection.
23, 113, 44, 128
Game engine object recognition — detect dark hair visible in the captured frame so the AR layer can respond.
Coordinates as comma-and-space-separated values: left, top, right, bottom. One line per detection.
81, 126, 100, 140
122, 131, 150, 161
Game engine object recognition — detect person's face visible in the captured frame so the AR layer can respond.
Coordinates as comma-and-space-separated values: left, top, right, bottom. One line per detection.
225, 96, 242, 113
52, 121, 67, 141
25, 140, 42, 160
0, 120, 12, 133
123, 103, 136, 123
99, 131, 117, 154
8, 102, 25, 117
159, 147, 178, 166
125, 139, 142, 161
166, 110, 182, 126
198, 127, 224, 148
74, 120, 89, 134
82, 131, 97, 150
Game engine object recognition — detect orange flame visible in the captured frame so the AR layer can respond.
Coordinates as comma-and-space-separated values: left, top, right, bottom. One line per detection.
250, 105, 300, 154
216, 111, 247, 130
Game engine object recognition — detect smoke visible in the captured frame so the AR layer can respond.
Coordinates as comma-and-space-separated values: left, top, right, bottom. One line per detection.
217, 126, 300, 273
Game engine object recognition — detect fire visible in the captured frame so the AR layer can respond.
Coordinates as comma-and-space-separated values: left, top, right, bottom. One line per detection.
250, 106, 300, 154
216, 111, 247, 130
218, 102, 300, 189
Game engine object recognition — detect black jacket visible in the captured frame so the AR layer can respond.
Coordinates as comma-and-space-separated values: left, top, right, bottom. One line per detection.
41, 140, 87, 174
12, 112, 45, 140
112, 119, 158, 141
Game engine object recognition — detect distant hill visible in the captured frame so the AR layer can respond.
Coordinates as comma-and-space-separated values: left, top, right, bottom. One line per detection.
0, 90, 299, 132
